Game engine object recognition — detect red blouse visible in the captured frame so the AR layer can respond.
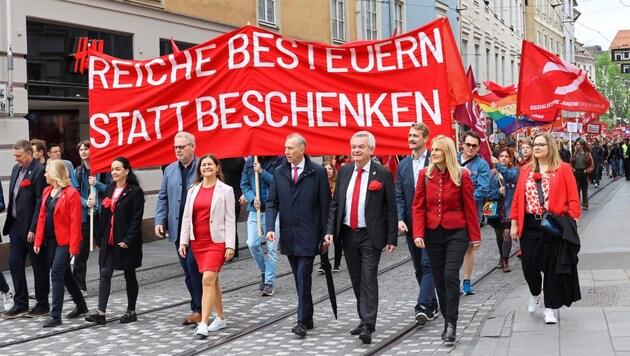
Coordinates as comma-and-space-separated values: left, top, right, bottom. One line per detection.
192, 185, 215, 241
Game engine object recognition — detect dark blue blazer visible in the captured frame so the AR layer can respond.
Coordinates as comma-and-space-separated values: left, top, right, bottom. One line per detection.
3, 159, 46, 238
395, 153, 429, 233
265, 155, 330, 257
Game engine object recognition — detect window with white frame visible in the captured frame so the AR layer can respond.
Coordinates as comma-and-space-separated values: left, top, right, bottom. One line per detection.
394, 1, 404, 34
364, 0, 378, 40
462, 39, 469, 69
258, 0, 276, 26
331, 0, 346, 42
474, 44, 480, 79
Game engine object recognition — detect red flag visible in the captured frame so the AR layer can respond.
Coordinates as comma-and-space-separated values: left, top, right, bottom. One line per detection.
453, 66, 493, 167
379, 155, 399, 183
170, 36, 180, 53
517, 40, 610, 116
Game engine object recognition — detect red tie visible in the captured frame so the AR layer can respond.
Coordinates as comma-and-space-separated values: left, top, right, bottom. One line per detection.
293, 166, 299, 184
350, 168, 363, 229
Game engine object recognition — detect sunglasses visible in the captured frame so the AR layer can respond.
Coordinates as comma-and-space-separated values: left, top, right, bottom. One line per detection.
464, 143, 479, 149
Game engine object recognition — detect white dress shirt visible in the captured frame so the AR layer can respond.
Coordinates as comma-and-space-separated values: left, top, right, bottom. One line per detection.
411, 149, 428, 188
343, 160, 371, 228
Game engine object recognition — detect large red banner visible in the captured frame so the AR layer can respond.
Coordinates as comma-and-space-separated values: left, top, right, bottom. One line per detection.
89, 19, 470, 172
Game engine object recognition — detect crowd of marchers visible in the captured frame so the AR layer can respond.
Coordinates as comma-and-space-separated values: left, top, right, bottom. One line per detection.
1, 128, 628, 346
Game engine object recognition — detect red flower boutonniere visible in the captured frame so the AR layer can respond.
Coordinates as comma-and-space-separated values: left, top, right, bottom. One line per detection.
532, 172, 542, 181
20, 179, 31, 188
368, 180, 383, 191
102, 197, 112, 208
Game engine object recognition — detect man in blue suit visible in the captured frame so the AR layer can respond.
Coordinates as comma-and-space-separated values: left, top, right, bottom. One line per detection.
266, 133, 330, 338
2, 140, 48, 318
154, 131, 202, 325
396, 123, 438, 325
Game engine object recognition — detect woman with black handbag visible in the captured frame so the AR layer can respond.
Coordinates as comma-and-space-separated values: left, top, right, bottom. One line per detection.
510, 133, 581, 324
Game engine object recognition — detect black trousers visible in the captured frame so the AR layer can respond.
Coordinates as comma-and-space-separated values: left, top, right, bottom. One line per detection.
73, 219, 97, 292
424, 226, 469, 324
320, 235, 342, 268
287, 255, 315, 323
98, 248, 138, 312
8, 225, 50, 310
574, 170, 589, 207
341, 225, 381, 331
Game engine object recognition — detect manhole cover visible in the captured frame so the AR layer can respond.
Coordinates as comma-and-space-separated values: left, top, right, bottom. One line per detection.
578, 286, 630, 307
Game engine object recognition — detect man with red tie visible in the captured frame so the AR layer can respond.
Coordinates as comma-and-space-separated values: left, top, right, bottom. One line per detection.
324, 131, 398, 344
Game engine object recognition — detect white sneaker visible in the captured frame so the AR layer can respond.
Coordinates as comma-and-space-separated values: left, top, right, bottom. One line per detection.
195, 322, 208, 337
544, 308, 557, 324
208, 317, 226, 332
2, 290, 14, 311
528, 294, 542, 313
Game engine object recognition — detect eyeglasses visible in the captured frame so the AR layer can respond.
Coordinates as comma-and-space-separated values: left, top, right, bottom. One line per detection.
464, 143, 479, 149
532, 143, 548, 148
173, 144, 192, 151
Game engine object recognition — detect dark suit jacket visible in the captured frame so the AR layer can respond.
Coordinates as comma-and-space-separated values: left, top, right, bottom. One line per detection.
97, 184, 144, 270
396, 153, 429, 233
326, 161, 397, 250
3, 160, 46, 237
266, 155, 330, 257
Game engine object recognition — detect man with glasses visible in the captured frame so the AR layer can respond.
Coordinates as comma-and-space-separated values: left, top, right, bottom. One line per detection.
457, 131, 490, 295
154, 132, 202, 326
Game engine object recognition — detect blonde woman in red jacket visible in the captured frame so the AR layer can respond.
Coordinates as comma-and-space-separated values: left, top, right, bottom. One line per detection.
34, 159, 87, 327
510, 132, 581, 325
412, 135, 481, 344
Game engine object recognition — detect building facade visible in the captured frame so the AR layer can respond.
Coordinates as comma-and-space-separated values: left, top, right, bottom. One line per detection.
0, 0, 360, 241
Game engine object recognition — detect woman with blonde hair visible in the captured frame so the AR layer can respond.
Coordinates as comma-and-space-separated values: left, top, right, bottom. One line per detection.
412, 135, 481, 343
34, 159, 87, 327
180, 154, 235, 337
510, 132, 581, 324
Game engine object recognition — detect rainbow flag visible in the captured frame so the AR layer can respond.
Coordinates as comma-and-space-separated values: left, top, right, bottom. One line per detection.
474, 83, 556, 134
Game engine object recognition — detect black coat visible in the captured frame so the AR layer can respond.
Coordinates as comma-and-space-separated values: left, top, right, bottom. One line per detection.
3, 159, 46, 238
97, 184, 144, 270
327, 161, 398, 250
265, 155, 330, 257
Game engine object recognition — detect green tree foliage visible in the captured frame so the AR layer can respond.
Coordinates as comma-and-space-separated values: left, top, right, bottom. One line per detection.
595, 52, 630, 125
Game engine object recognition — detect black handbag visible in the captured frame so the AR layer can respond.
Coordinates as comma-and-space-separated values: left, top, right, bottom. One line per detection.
534, 177, 564, 237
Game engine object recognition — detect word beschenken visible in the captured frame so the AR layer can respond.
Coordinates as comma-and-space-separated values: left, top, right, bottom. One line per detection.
90, 89, 442, 148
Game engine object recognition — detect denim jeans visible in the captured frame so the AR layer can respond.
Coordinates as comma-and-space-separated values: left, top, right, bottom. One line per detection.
73, 220, 96, 292
404, 232, 437, 308
175, 242, 202, 313
47, 240, 86, 319
246, 211, 280, 285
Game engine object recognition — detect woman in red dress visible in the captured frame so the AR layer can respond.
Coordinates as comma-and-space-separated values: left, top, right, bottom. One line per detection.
179, 154, 235, 337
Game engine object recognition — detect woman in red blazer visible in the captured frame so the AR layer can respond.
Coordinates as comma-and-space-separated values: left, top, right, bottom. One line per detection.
510, 132, 581, 325
412, 135, 481, 344
34, 159, 87, 327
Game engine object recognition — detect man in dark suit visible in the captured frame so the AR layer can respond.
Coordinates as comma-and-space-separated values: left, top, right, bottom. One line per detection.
324, 131, 397, 344
395, 123, 438, 325
266, 133, 330, 338
2, 139, 49, 318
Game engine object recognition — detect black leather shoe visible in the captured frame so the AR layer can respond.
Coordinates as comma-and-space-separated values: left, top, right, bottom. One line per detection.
304, 320, 314, 330
25, 305, 50, 318
359, 326, 372, 344
2, 306, 29, 318
43, 316, 62, 327
441, 322, 448, 340
291, 321, 307, 337
66, 304, 89, 318
120, 311, 137, 324
444, 322, 456, 343
85, 311, 106, 325
350, 325, 362, 335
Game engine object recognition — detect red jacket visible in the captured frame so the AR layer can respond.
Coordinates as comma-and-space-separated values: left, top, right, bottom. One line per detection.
412, 168, 481, 242
35, 186, 83, 255
510, 162, 581, 236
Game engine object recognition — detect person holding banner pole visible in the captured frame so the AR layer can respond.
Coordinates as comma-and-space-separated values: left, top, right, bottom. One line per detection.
154, 132, 202, 326
240, 155, 284, 296
70, 140, 109, 297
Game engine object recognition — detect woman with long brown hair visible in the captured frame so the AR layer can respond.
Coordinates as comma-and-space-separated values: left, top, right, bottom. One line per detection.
179, 154, 235, 337
510, 132, 581, 324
